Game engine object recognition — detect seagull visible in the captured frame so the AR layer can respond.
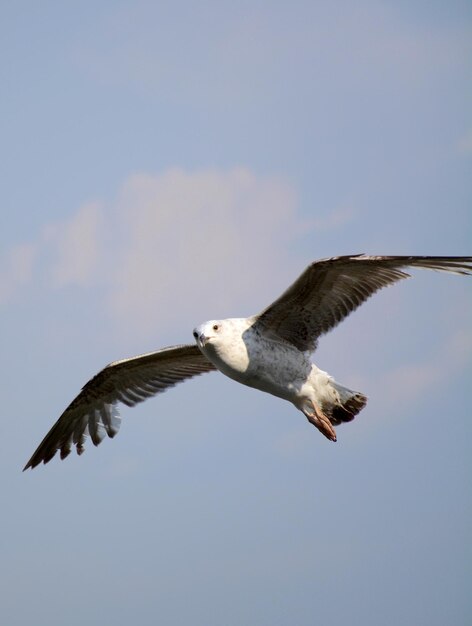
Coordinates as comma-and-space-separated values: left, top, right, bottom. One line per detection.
24, 254, 472, 470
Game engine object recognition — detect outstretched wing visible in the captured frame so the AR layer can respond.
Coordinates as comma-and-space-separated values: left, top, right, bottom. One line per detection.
253, 255, 472, 352
24, 344, 216, 470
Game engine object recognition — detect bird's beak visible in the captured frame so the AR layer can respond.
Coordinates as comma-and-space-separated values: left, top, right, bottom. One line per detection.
193, 328, 208, 348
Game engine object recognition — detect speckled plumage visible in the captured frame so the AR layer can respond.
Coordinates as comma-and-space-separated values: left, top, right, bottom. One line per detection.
24, 254, 472, 469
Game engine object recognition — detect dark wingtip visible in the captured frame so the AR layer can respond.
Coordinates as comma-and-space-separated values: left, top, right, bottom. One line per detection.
23, 446, 59, 471
23, 457, 40, 472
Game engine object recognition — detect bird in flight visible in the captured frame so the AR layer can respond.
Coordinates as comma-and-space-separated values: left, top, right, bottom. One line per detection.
24, 255, 472, 470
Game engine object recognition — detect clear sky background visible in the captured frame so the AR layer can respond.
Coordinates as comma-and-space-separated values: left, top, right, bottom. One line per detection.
1, 2, 471, 625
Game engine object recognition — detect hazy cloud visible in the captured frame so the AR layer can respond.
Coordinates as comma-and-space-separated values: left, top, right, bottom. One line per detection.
0, 243, 37, 304
373, 327, 472, 412
1, 168, 318, 339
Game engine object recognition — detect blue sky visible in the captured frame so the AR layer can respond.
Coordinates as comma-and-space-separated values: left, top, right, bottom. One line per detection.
1, 2, 471, 625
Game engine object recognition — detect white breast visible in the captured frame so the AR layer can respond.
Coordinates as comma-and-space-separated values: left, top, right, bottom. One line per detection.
201, 318, 312, 402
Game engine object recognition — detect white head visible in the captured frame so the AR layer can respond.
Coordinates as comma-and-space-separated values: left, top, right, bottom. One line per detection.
193, 318, 252, 373
193, 319, 227, 350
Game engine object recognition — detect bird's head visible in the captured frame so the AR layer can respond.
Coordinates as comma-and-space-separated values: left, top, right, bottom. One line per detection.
193, 318, 251, 373
193, 318, 251, 353
193, 320, 225, 350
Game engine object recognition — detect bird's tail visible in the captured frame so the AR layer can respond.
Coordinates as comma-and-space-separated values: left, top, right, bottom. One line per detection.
327, 382, 368, 425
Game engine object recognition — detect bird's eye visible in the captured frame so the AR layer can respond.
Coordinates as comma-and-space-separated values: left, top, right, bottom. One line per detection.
193, 331, 198, 339
212, 324, 219, 331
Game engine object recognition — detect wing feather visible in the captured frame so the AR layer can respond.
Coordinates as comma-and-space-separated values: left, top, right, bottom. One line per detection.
24, 344, 216, 469
253, 255, 472, 352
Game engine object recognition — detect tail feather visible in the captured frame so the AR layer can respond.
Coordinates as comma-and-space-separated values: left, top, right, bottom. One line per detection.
328, 383, 368, 426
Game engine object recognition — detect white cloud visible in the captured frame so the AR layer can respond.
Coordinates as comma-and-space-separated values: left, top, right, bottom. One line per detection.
109, 167, 299, 337
42, 202, 103, 288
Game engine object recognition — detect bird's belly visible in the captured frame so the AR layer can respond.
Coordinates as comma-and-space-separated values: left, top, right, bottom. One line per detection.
242, 362, 309, 402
